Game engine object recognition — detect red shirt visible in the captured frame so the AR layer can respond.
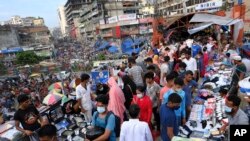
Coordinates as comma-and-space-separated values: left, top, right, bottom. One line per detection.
131, 95, 152, 124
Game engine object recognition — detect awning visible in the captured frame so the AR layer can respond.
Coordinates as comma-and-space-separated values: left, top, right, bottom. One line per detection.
166, 16, 183, 27
108, 46, 119, 53
189, 13, 242, 26
97, 41, 110, 51
1, 47, 23, 54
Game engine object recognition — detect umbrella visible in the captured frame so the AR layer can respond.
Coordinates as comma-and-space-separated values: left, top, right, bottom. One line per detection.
43, 93, 63, 105
48, 82, 64, 91
69, 78, 81, 89
49, 90, 63, 96
239, 76, 250, 95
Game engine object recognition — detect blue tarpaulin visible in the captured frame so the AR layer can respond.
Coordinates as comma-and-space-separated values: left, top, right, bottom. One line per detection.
97, 41, 110, 51
192, 44, 201, 57
1, 47, 23, 54
124, 48, 140, 55
108, 46, 119, 53
121, 38, 134, 53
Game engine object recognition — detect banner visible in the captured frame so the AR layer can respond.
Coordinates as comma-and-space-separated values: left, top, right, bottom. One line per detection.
91, 71, 109, 91
195, 0, 223, 10
118, 13, 136, 21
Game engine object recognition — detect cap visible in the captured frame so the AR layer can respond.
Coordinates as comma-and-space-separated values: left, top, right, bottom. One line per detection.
233, 55, 242, 61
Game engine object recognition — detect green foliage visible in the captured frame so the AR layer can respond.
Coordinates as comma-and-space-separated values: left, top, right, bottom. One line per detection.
16, 51, 43, 65
0, 61, 7, 75
97, 54, 106, 60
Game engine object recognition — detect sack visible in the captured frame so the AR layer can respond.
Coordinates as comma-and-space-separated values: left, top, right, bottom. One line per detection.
95, 111, 121, 137
86, 126, 105, 141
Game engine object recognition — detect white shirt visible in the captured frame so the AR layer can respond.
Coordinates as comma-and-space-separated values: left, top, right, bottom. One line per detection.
183, 57, 197, 73
76, 84, 92, 110
120, 119, 153, 141
242, 58, 250, 73
160, 63, 169, 86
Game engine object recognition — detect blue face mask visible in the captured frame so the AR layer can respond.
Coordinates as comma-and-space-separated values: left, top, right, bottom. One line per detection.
97, 106, 106, 114
179, 69, 185, 73
224, 105, 232, 113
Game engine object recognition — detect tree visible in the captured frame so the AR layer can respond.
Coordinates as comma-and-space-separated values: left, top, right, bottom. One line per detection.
0, 61, 7, 75
16, 51, 42, 65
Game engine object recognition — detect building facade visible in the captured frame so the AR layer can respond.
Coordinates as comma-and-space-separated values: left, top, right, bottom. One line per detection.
64, 0, 92, 39
58, 6, 69, 37
79, 0, 146, 40
0, 25, 20, 49
33, 18, 45, 26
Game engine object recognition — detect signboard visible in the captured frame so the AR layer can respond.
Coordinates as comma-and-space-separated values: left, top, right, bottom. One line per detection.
118, 20, 139, 26
118, 13, 136, 21
99, 19, 105, 25
108, 16, 118, 24
91, 71, 109, 91
195, 0, 223, 10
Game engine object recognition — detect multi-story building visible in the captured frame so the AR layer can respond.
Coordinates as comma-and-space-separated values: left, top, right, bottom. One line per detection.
33, 17, 45, 26
80, 0, 148, 40
18, 26, 51, 45
10, 16, 23, 25
21, 17, 36, 26
0, 25, 20, 49
58, 6, 69, 37
64, 0, 92, 39
243, 0, 250, 33
157, 0, 226, 17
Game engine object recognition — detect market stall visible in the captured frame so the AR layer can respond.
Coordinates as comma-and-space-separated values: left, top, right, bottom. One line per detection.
174, 61, 233, 140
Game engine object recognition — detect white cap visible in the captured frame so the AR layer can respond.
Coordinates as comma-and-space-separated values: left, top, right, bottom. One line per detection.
233, 55, 242, 61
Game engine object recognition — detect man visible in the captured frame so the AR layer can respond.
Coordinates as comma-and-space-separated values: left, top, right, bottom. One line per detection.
182, 71, 198, 119
38, 124, 58, 141
160, 93, 182, 141
120, 104, 153, 141
144, 57, 160, 76
174, 62, 187, 79
220, 95, 249, 134
182, 50, 197, 80
159, 73, 175, 104
160, 56, 170, 86
147, 65, 160, 85
14, 94, 42, 141
76, 73, 93, 122
96, 83, 109, 96
92, 94, 116, 141
128, 58, 144, 87
229, 56, 247, 95
144, 72, 161, 131
162, 78, 186, 127
164, 47, 175, 71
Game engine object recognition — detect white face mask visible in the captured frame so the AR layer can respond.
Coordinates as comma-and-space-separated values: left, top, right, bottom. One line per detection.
137, 93, 143, 98
97, 106, 106, 114
99, 87, 104, 91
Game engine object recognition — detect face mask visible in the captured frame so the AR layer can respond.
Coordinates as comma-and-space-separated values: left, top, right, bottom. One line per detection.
97, 106, 106, 114
175, 89, 181, 93
99, 87, 104, 91
179, 69, 185, 73
173, 106, 180, 110
137, 93, 143, 98
224, 105, 233, 114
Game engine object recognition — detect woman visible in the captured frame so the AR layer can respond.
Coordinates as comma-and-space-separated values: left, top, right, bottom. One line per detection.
131, 86, 152, 127
107, 77, 126, 123
121, 75, 136, 110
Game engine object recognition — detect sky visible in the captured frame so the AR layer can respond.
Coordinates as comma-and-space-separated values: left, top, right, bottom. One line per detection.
0, 0, 67, 28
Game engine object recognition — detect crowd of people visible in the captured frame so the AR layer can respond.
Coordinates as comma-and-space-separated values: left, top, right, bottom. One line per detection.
1, 34, 250, 141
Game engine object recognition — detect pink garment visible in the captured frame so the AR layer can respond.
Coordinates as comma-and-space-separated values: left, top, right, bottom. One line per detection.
107, 77, 126, 123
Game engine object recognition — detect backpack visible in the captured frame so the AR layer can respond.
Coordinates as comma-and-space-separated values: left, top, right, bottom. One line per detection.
95, 111, 121, 137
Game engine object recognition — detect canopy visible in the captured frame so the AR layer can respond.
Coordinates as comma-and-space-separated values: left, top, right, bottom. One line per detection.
108, 46, 119, 53
97, 41, 110, 51
1, 47, 23, 54
190, 13, 242, 26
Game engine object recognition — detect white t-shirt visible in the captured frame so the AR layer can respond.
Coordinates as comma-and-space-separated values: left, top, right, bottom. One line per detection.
242, 58, 250, 73
160, 63, 169, 86
183, 57, 197, 73
76, 84, 92, 110
120, 119, 153, 141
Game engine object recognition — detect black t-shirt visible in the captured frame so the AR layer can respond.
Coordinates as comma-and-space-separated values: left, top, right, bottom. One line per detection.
14, 105, 41, 131
96, 84, 109, 96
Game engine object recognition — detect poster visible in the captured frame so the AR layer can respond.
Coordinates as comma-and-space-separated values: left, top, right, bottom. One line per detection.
91, 71, 109, 91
